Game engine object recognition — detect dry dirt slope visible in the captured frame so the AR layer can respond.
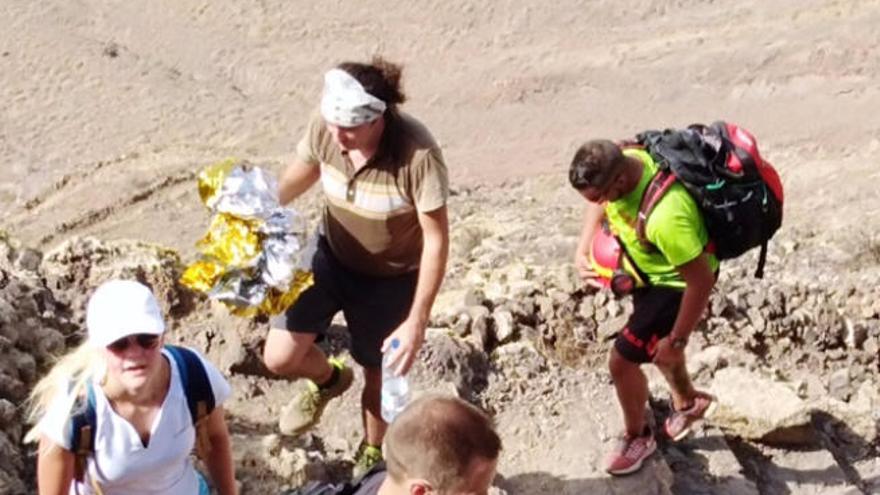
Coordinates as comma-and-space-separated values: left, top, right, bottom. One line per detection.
1, 0, 879, 250
1, 1, 880, 494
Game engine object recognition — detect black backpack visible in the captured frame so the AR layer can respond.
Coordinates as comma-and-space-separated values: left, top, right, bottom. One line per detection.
281, 463, 386, 495
632, 121, 784, 278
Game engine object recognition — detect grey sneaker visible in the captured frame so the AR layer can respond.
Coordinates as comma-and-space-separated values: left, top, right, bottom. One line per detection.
279, 357, 353, 435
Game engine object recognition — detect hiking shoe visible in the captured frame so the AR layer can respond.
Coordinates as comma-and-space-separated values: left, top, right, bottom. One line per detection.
664, 392, 717, 442
353, 441, 383, 478
605, 429, 657, 476
279, 358, 353, 436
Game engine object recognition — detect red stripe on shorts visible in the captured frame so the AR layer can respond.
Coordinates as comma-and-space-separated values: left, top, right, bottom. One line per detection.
621, 327, 644, 349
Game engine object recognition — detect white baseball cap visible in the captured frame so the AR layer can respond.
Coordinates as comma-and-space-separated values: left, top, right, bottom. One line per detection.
86, 280, 165, 347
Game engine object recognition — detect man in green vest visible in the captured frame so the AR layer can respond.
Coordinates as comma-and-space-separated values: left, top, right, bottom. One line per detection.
570, 139, 718, 476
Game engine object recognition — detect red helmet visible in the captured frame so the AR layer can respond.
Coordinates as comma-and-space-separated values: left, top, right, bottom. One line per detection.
590, 225, 646, 295
589, 225, 621, 287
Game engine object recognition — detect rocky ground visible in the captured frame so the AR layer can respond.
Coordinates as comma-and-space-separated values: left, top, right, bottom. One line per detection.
2, 0, 880, 493
2, 171, 879, 493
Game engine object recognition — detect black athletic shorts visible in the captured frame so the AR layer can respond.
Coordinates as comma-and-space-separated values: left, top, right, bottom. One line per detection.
614, 286, 684, 364
270, 237, 418, 368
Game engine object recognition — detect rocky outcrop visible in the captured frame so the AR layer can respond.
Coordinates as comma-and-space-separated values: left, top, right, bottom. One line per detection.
232, 433, 327, 490
0, 234, 73, 495
409, 328, 491, 402
41, 236, 194, 323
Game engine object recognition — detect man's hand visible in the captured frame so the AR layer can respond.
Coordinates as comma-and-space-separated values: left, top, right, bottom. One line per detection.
574, 252, 592, 279
653, 253, 715, 367
652, 335, 685, 367
665, 253, 715, 343
575, 253, 605, 289
381, 316, 427, 376
574, 202, 605, 288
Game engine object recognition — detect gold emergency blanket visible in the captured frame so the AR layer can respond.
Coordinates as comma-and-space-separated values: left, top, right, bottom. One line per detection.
181, 159, 314, 316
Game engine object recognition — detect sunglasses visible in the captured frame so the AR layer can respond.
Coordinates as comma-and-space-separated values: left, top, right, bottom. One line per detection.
107, 333, 161, 353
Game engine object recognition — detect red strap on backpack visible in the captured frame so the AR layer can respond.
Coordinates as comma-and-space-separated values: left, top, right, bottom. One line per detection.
635, 170, 718, 258
635, 170, 677, 250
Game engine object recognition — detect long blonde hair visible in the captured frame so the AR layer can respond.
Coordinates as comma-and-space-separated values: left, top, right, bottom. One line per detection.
25, 342, 105, 444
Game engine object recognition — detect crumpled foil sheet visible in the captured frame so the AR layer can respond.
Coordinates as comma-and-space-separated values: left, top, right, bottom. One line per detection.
181, 159, 314, 316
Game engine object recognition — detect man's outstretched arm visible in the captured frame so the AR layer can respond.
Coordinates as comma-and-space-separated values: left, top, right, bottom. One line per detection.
383, 206, 449, 375
278, 159, 320, 205
574, 201, 605, 282
653, 252, 715, 367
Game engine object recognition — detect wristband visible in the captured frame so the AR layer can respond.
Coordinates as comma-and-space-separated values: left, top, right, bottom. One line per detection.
670, 336, 688, 350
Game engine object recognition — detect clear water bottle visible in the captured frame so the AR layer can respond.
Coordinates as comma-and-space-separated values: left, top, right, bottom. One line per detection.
380, 338, 410, 423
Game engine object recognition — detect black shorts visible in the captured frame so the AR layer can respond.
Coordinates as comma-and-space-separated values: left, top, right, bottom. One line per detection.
614, 286, 684, 364
270, 237, 418, 368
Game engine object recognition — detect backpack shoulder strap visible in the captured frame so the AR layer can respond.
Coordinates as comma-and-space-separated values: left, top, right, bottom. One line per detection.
69, 382, 97, 488
165, 344, 216, 420
164, 344, 215, 458
636, 169, 677, 249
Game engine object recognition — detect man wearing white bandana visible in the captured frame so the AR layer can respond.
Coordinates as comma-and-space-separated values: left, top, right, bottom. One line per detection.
320, 68, 387, 128
264, 57, 450, 476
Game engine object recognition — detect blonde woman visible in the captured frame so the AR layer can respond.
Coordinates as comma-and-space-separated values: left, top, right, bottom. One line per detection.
27, 280, 237, 495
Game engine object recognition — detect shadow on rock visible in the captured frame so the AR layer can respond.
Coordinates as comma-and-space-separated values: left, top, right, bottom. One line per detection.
727, 438, 829, 495
725, 412, 879, 495
812, 410, 880, 493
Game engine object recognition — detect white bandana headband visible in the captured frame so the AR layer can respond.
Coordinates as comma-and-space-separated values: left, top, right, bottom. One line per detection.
320, 68, 387, 127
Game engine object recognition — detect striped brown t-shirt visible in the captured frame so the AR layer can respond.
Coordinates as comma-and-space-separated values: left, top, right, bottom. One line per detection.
296, 111, 449, 277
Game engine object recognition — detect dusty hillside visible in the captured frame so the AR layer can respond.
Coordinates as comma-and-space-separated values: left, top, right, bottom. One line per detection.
2, 0, 879, 249
2, 1, 880, 494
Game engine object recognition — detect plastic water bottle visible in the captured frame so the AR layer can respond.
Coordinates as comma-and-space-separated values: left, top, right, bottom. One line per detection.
381, 339, 410, 423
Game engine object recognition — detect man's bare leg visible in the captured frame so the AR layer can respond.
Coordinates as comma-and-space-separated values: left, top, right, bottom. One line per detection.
655, 353, 697, 411
263, 328, 332, 384
361, 366, 387, 446
609, 348, 649, 436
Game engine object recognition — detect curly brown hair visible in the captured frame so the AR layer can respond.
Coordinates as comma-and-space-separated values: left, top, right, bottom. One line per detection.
337, 56, 406, 111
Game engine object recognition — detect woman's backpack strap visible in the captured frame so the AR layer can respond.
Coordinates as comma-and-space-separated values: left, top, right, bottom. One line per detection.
69, 382, 98, 492
164, 344, 216, 457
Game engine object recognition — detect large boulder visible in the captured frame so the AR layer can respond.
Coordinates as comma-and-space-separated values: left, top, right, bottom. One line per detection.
709, 366, 879, 448
709, 368, 816, 446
